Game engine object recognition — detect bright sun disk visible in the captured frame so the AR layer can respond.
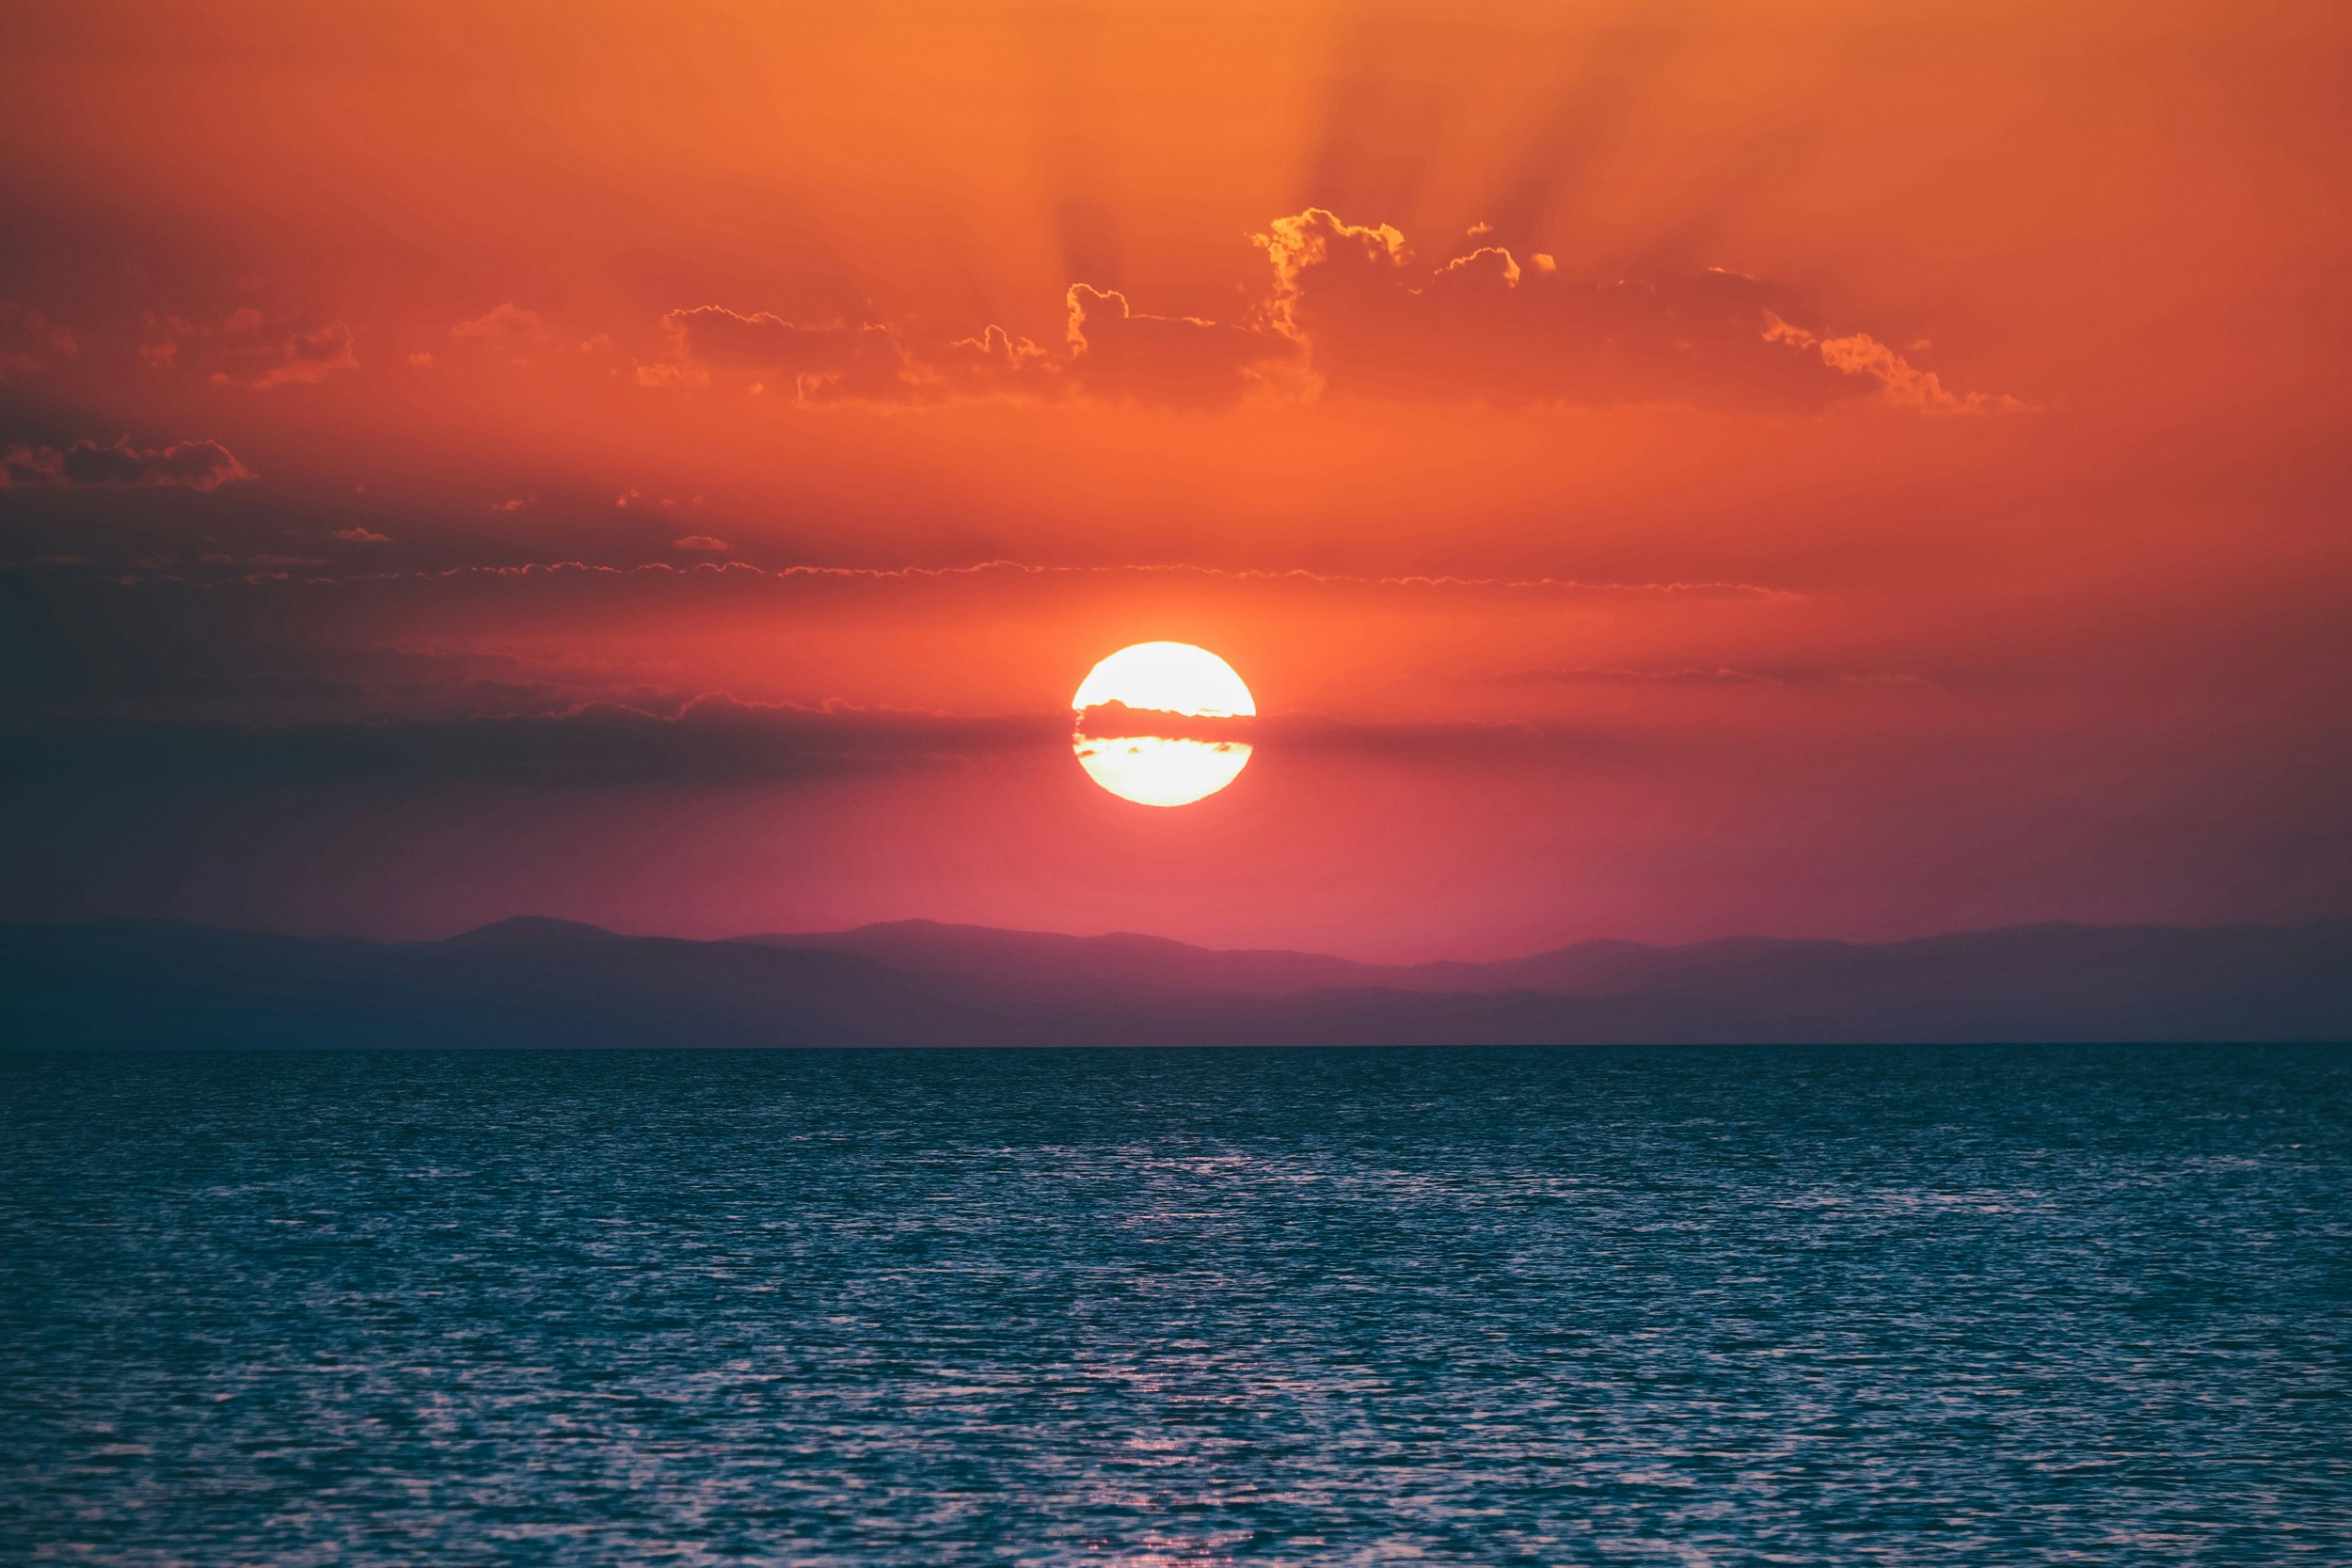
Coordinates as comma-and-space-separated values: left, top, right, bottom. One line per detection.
1072, 641, 1255, 807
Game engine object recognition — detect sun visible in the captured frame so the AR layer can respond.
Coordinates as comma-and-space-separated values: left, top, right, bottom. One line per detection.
1072, 642, 1256, 807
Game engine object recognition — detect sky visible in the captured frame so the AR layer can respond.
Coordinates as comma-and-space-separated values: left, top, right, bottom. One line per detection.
3, 0, 2348, 960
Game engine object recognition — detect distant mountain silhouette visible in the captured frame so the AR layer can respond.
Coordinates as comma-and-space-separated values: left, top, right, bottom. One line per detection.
734, 921, 1383, 997
3, 915, 2346, 1049
446, 915, 632, 945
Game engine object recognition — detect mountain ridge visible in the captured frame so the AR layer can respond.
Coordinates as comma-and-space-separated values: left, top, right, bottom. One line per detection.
732, 915, 2352, 1000
2, 913, 2345, 1049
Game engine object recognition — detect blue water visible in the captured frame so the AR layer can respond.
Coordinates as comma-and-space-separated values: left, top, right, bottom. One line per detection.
4, 1045, 2348, 1565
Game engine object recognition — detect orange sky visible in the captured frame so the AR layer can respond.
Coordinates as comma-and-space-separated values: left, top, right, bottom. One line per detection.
3, 0, 2348, 957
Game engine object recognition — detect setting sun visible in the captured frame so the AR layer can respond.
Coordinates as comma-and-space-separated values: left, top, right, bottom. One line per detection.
1073, 641, 1255, 808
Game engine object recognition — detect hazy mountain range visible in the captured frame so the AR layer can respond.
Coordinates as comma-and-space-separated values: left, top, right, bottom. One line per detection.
3, 914, 2345, 1048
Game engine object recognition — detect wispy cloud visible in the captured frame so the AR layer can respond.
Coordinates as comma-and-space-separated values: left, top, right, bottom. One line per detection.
227, 557, 1804, 603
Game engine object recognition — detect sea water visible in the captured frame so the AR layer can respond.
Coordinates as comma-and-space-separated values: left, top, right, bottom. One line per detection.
3, 1043, 2347, 1564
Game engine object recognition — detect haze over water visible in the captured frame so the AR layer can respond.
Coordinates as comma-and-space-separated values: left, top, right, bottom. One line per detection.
6, 1043, 2348, 1564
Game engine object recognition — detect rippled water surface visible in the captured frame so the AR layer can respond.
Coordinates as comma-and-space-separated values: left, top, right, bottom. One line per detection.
5, 1044, 2349, 1564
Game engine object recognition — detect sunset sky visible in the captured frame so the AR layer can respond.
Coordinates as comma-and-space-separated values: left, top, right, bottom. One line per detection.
4, 0, 2347, 958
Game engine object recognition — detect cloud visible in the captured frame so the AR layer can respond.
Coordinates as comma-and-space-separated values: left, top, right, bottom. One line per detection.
2, 695, 1637, 800
3, 562, 1745, 780
0, 436, 254, 491
929, 325, 1061, 398
633, 360, 703, 389
1064, 704, 1599, 763
642, 285, 1297, 409
1, 557, 1795, 720
450, 303, 547, 346
1076, 702, 1257, 744
208, 556, 1802, 604
1257, 209, 2021, 412
2, 699, 1064, 791
206, 319, 359, 391
0, 586, 637, 714
0, 301, 78, 378
1258, 208, 1409, 323
1763, 316, 2024, 415
1472, 665, 1778, 688
651, 307, 915, 401
672, 535, 730, 552
1259, 209, 1860, 411
331, 527, 391, 543
1257, 710, 1613, 759
138, 309, 353, 389
632, 209, 2011, 416
1061, 285, 1299, 407
1459, 663, 1938, 692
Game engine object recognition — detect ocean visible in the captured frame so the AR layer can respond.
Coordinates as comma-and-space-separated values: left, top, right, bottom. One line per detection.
4, 1043, 2347, 1564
